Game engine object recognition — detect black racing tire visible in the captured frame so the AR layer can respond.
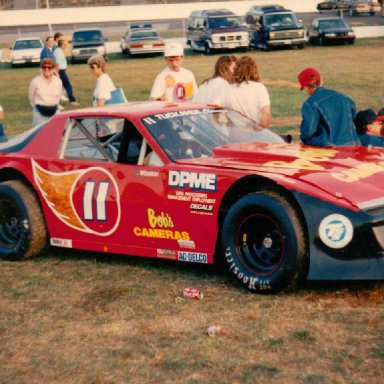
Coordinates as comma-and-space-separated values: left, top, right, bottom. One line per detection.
0, 180, 48, 261
221, 191, 307, 294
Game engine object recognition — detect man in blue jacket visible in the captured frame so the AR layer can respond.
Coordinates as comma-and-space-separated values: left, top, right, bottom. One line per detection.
298, 67, 360, 147
40, 36, 55, 63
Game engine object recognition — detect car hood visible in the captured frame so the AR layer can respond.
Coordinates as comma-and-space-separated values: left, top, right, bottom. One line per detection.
319, 27, 353, 33
209, 27, 246, 33
267, 25, 302, 31
72, 42, 104, 48
177, 142, 384, 209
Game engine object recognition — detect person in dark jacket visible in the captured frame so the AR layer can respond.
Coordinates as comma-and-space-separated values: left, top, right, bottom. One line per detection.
298, 67, 360, 147
355, 109, 384, 147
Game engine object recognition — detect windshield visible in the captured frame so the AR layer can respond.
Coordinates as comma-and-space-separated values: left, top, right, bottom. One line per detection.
73, 30, 103, 43
207, 16, 241, 29
319, 19, 348, 29
13, 40, 42, 50
264, 13, 299, 28
131, 31, 159, 39
141, 108, 284, 161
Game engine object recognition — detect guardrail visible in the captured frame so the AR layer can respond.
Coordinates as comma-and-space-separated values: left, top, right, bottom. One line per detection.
0, 1, 319, 27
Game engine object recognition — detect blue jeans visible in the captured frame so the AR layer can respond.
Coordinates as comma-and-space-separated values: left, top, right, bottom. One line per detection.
0, 122, 7, 142
59, 69, 76, 102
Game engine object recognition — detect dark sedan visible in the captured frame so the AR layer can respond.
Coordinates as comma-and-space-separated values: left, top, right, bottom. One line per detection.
317, 0, 349, 12
308, 17, 356, 45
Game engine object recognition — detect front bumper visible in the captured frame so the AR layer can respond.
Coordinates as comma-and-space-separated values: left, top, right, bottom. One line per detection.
268, 37, 307, 47
129, 47, 165, 55
212, 41, 249, 50
11, 57, 40, 64
292, 192, 384, 280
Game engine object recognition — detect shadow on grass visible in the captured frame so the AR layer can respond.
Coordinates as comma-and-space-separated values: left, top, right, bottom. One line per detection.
37, 247, 384, 296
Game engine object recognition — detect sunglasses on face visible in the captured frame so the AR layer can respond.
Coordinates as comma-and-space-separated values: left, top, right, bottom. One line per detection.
42, 66, 53, 70
89, 65, 98, 70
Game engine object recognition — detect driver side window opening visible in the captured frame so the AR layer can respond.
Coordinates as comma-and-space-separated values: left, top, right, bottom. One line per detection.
61, 117, 158, 165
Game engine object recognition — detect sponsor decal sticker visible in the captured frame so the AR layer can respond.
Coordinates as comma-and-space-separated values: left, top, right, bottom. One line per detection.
50, 238, 73, 248
190, 203, 214, 214
133, 208, 191, 240
168, 170, 217, 191
32, 160, 121, 236
263, 148, 338, 171
136, 170, 160, 177
331, 161, 384, 182
178, 251, 208, 263
319, 214, 353, 249
177, 239, 196, 249
157, 249, 177, 259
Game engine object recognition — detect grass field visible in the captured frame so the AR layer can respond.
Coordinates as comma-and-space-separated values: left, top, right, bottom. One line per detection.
0, 39, 384, 383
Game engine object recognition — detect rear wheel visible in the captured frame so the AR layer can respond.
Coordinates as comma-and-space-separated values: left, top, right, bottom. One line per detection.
0, 180, 47, 261
221, 191, 307, 294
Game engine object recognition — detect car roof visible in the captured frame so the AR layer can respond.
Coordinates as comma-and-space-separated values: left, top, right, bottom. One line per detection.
13, 37, 42, 42
189, 8, 236, 17
57, 101, 214, 120
73, 27, 102, 33
314, 16, 345, 20
249, 4, 286, 12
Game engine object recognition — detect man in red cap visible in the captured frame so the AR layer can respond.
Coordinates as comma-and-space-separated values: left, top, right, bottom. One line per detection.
297, 67, 360, 146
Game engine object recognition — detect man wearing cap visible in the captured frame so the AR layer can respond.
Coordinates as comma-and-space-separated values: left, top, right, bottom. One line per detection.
355, 109, 384, 147
150, 42, 197, 102
297, 67, 360, 147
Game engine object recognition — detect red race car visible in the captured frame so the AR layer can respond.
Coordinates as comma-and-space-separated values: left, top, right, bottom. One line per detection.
1, 102, 384, 293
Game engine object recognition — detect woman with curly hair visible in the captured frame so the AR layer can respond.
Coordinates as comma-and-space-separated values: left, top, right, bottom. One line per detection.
224, 56, 271, 129
194, 55, 237, 105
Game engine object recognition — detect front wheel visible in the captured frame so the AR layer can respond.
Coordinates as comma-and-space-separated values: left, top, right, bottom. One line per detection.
204, 42, 213, 55
221, 191, 307, 294
0, 180, 47, 261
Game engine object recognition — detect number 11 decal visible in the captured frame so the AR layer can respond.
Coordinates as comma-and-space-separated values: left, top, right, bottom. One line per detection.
83, 180, 110, 221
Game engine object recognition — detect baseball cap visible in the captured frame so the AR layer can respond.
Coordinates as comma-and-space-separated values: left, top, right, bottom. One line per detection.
164, 42, 184, 57
354, 109, 378, 133
298, 68, 321, 90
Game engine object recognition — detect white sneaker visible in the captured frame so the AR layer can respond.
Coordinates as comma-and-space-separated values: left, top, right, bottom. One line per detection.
70, 101, 80, 106
61, 95, 69, 102
58, 104, 65, 111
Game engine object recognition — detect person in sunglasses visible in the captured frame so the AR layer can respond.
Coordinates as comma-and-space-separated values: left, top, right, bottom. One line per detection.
28, 58, 63, 127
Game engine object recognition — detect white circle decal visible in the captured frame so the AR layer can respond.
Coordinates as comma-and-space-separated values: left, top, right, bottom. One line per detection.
319, 214, 353, 249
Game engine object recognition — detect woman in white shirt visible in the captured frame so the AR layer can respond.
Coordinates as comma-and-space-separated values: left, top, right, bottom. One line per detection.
224, 56, 271, 129
88, 55, 116, 107
194, 55, 237, 105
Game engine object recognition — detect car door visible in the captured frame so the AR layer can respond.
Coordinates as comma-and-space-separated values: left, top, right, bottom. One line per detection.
33, 116, 170, 259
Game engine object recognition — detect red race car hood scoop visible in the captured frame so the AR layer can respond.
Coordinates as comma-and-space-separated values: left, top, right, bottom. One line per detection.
181, 142, 384, 208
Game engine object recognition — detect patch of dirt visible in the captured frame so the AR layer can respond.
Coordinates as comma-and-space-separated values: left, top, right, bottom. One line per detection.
78, 286, 128, 313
